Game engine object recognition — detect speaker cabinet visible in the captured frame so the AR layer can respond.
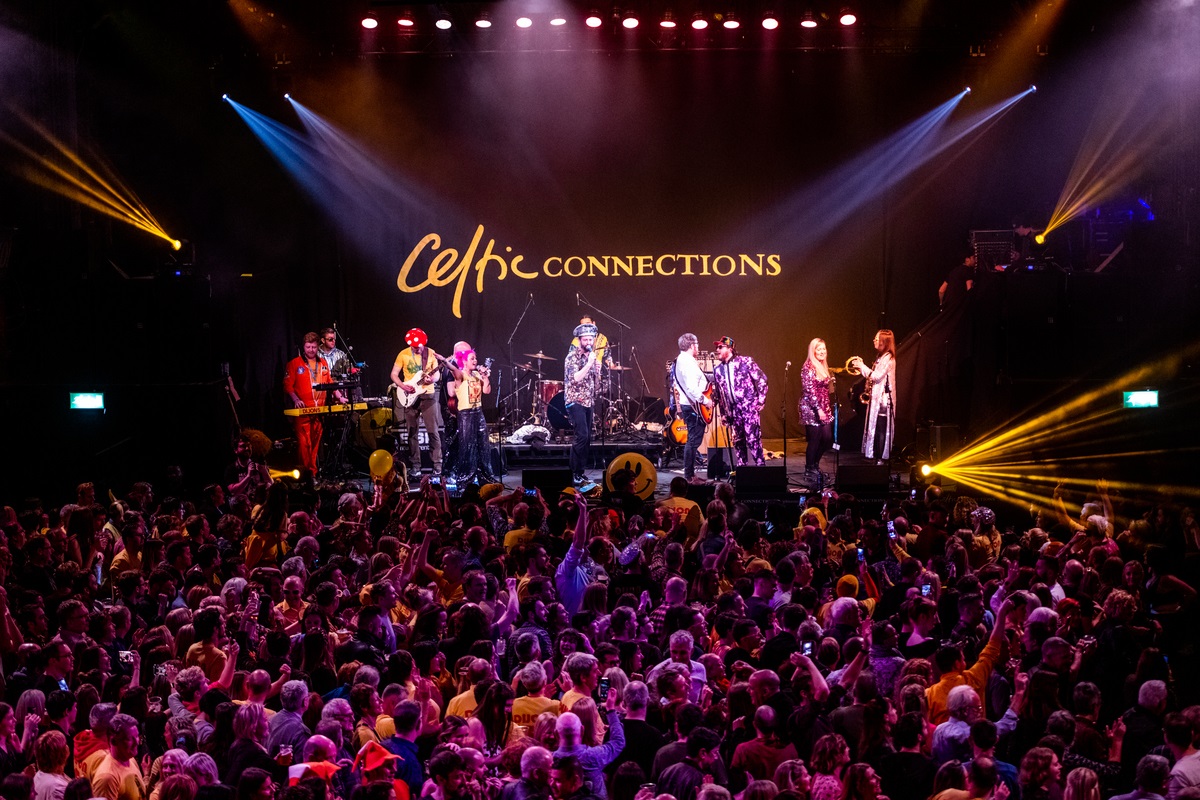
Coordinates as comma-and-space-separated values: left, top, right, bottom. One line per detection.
836, 463, 891, 494
521, 468, 575, 498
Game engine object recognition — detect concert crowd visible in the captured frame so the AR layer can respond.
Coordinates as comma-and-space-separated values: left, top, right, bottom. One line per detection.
1, 455, 1199, 800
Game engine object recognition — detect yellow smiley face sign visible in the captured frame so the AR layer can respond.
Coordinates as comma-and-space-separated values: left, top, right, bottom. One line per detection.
604, 452, 658, 500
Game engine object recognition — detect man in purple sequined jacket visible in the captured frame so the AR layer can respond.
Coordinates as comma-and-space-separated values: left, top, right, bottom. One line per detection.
711, 335, 769, 467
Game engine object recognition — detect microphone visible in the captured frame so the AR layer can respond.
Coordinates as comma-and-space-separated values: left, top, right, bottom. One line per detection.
786, 361, 792, 368
530, 293, 535, 306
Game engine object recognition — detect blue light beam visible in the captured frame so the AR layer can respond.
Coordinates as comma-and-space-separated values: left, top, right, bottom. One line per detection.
733, 90, 967, 261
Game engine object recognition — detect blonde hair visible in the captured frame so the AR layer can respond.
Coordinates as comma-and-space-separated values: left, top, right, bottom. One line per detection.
571, 697, 603, 746
806, 338, 829, 380
1064, 768, 1099, 800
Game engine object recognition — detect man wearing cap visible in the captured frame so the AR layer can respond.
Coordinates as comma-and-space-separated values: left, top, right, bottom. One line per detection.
390, 328, 443, 475
564, 323, 603, 484
710, 335, 769, 468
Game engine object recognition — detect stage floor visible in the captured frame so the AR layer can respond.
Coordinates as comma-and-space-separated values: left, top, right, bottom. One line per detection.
496, 437, 906, 499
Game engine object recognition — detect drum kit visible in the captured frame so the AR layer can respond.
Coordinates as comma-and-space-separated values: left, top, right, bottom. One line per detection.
500, 347, 646, 439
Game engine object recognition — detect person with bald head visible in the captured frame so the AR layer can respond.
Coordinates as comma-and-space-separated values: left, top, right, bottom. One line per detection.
732, 706, 798, 782
648, 576, 689, 642
499, 746, 553, 800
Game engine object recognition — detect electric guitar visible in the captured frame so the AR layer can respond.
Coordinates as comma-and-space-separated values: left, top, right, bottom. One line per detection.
395, 352, 450, 408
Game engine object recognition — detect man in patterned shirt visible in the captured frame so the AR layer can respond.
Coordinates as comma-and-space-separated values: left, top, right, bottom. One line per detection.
563, 322, 603, 485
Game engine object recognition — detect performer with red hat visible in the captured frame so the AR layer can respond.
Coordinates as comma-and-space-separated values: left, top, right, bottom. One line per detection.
390, 328, 444, 476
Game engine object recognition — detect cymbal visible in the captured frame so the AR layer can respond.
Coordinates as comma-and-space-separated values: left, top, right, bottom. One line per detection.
607, 363, 632, 371
512, 362, 544, 374
523, 351, 558, 361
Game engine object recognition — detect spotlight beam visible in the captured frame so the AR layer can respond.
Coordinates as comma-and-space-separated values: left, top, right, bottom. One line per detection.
1, 108, 177, 246
731, 90, 967, 259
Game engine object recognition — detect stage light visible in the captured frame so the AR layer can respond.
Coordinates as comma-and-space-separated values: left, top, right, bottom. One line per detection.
964, 87, 971, 94
691, 12, 708, 29
222, 93, 229, 101
475, 13, 491, 27
283, 93, 291, 100
435, 16, 452, 29
761, 13, 779, 29
921, 464, 933, 477
800, 11, 818, 28
1030, 85, 1037, 92
723, 13, 739, 29
361, 12, 379, 29
839, 7, 856, 25
398, 11, 415, 27
550, 16, 566, 25
660, 10, 677, 28
622, 10, 639, 28
172, 239, 182, 250
1034, 233, 1045, 245
516, 16, 533, 27
585, 11, 603, 27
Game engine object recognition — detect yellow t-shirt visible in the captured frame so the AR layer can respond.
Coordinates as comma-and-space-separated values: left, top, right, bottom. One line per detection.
504, 527, 537, 553
91, 753, 147, 800
657, 496, 702, 539
185, 641, 227, 682
511, 695, 560, 728
445, 689, 478, 719
109, 549, 142, 576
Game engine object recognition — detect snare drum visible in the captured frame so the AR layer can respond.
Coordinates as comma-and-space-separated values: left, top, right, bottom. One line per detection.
538, 380, 564, 406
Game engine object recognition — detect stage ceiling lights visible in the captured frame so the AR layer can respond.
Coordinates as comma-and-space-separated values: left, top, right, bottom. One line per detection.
839, 6, 856, 25
475, 11, 492, 27
800, 11, 818, 28
361, 11, 379, 28
761, 12, 779, 30
691, 11, 708, 29
435, 13, 453, 29
659, 10, 677, 28
516, 16, 533, 27
585, 10, 603, 27
622, 10, 639, 28
550, 15, 567, 25
723, 12, 740, 30
397, 10, 415, 27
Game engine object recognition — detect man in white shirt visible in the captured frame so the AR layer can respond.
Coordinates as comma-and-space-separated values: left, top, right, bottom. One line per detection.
646, 630, 708, 704
672, 333, 713, 480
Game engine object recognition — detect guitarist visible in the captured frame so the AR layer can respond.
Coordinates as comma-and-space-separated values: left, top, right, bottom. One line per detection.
390, 328, 443, 476
672, 333, 714, 480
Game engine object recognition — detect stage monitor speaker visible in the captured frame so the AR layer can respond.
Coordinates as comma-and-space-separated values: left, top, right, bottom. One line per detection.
735, 465, 787, 498
707, 448, 730, 480
685, 482, 717, 508
929, 425, 960, 462
837, 463, 890, 494
522, 468, 574, 499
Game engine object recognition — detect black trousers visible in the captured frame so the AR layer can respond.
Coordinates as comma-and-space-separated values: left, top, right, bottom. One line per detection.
805, 422, 833, 471
681, 406, 707, 478
567, 403, 593, 476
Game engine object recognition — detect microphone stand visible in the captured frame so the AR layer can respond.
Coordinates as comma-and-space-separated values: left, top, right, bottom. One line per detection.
782, 362, 791, 475
576, 291, 631, 333
505, 295, 535, 429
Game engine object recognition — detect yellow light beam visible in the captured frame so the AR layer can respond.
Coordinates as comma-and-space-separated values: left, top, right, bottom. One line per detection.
940, 345, 1197, 470
2, 109, 178, 246
11, 111, 164, 230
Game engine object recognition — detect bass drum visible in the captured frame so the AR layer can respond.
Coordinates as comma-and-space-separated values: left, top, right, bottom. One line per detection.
548, 392, 573, 430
